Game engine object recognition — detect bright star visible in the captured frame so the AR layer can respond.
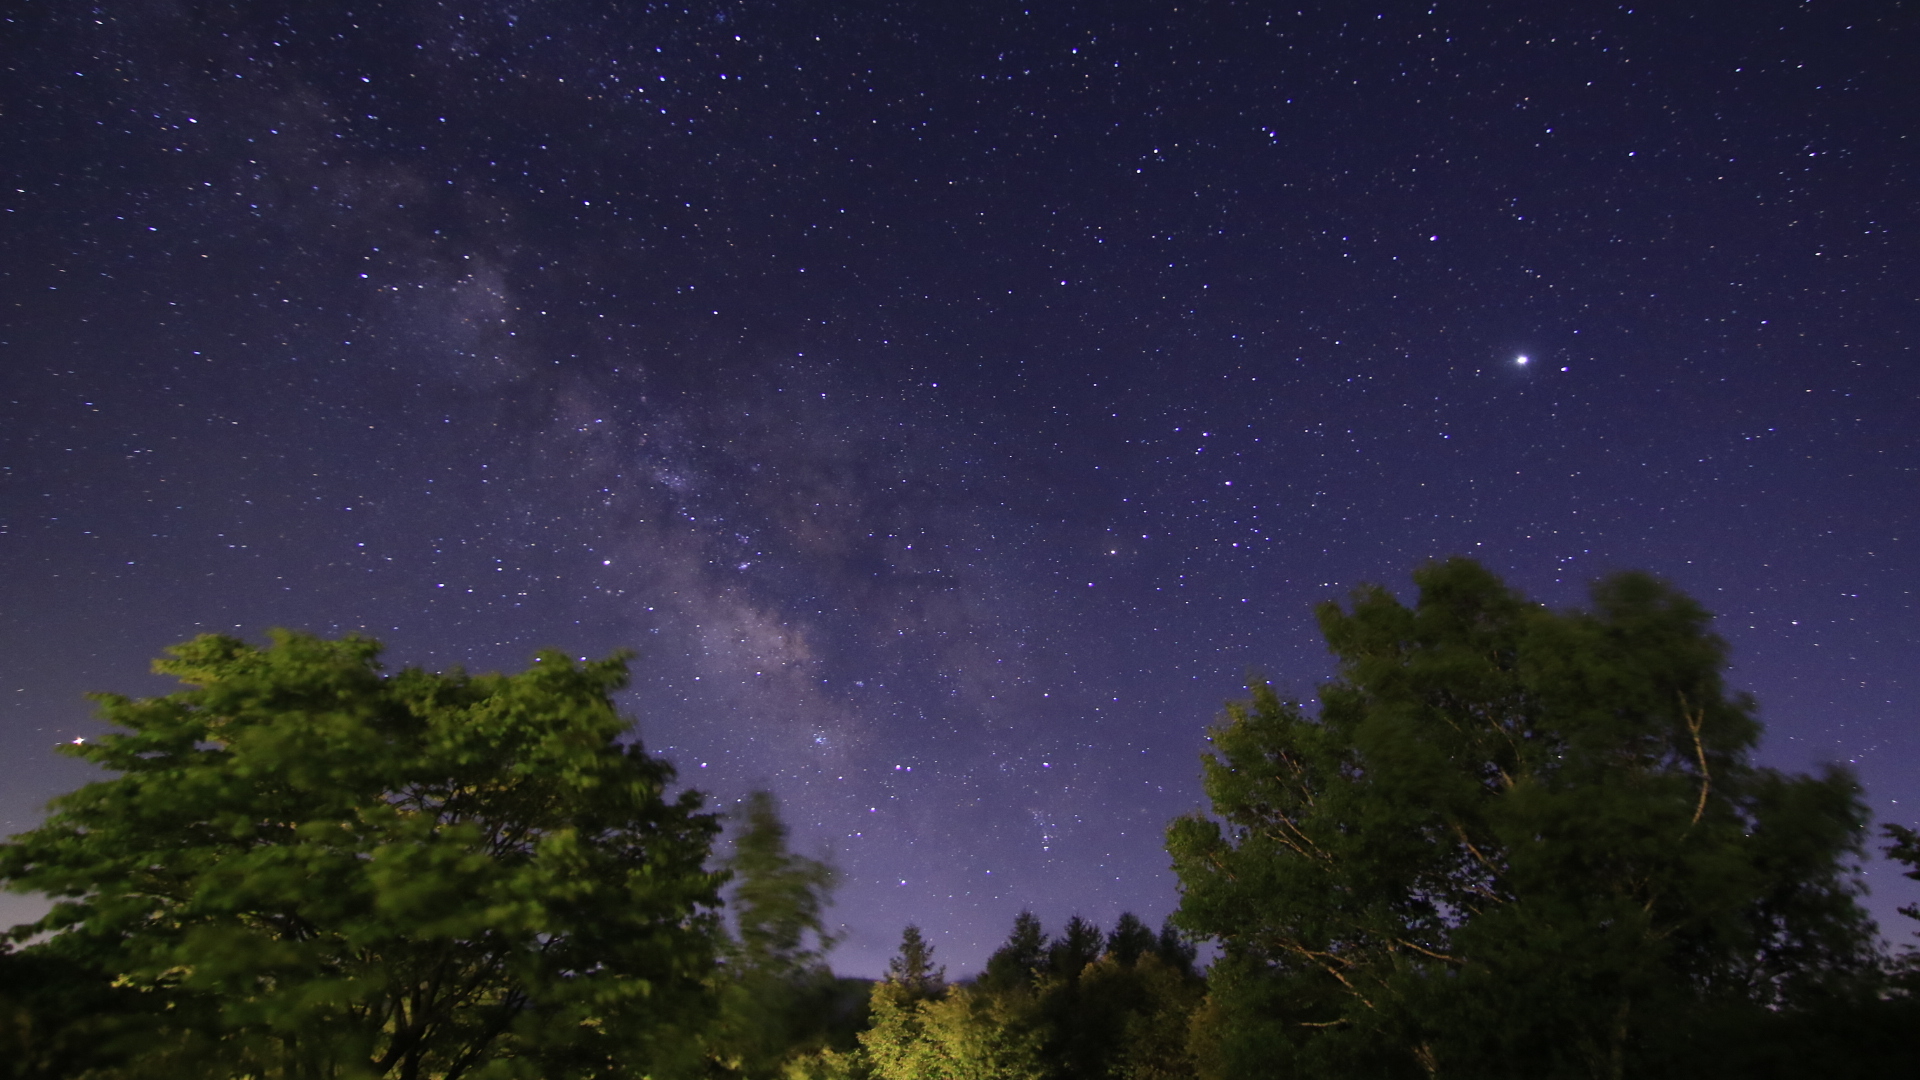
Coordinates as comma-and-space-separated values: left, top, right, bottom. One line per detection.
1516, 354, 1530, 366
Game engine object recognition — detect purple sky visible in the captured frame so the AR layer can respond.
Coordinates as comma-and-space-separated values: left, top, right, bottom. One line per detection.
2, 1, 1914, 975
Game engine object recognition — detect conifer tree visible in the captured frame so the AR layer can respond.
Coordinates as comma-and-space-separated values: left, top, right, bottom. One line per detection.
1047, 916, 1103, 981
887, 924, 946, 1000
980, 910, 1048, 994
1105, 912, 1157, 967
1152, 916, 1196, 976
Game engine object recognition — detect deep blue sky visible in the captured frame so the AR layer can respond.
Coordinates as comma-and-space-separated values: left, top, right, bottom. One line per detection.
2, 0, 1914, 975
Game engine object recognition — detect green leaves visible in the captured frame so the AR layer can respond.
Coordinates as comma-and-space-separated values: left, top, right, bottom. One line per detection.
1169, 558, 1879, 1079
859, 981, 1047, 1080
1, 631, 724, 1079
705, 791, 849, 1079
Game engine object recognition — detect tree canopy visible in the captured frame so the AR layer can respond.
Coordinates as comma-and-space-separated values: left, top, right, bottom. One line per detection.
0, 631, 724, 1079
1168, 558, 1881, 1079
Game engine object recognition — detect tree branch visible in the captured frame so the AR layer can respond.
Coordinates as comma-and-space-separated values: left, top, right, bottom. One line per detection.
1680, 693, 1711, 826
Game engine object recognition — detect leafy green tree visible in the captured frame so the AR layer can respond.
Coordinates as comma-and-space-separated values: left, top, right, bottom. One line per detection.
1079, 953, 1204, 1080
859, 981, 1044, 1080
1042, 914, 1206, 1080
777, 1045, 870, 1080
0, 946, 169, 1079
805, 917, 1049, 1080
886, 925, 945, 1000
0, 631, 724, 1079
796, 910, 1204, 1080
1880, 822, 1920, 999
979, 911, 1048, 995
707, 790, 848, 1079
726, 791, 838, 977
1168, 559, 1881, 1080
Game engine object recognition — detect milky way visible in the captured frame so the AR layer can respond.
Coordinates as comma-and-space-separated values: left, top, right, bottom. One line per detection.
3, 2, 1915, 973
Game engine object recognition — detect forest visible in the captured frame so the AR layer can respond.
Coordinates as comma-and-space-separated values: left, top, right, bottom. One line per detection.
3, 559, 1916, 1079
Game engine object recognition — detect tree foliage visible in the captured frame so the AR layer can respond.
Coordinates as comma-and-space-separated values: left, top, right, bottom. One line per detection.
705, 791, 853, 1079
1036, 913, 1203, 1080
1044, 917, 1103, 982
1103, 914, 1156, 969
1884, 823, 1920, 931
8, 563, 1910, 1080
726, 792, 837, 978
886, 925, 945, 1001
1168, 559, 1880, 1079
0, 631, 724, 1079
858, 981, 1046, 1080
847, 911, 1203, 1080
979, 911, 1047, 995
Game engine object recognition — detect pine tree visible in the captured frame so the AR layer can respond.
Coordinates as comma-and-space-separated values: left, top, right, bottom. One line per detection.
1105, 912, 1157, 967
887, 924, 946, 1000
1884, 823, 1920, 931
1047, 915, 1103, 981
979, 910, 1048, 994
1152, 916, 1196, 976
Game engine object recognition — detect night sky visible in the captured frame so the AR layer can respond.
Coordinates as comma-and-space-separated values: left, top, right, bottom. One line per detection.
3, 1, 1915, 976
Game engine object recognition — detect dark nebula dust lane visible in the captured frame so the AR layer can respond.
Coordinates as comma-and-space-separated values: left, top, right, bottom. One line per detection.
2, 1, 1915, 973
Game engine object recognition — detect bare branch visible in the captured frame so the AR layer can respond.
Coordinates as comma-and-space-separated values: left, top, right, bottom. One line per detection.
1451, 821, 1504, 880
1680, 693, 1711, 826
1392, 937, 1464, 965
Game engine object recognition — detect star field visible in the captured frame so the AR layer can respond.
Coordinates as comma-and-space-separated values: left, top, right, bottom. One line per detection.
1, 1, 1915, 974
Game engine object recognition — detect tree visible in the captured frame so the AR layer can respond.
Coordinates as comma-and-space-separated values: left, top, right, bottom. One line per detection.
1045, 916, 1102, 981
1043, 913, 1206, 1080
0, 631, 724, 1079
707, 790, 848, 1078
1883, 823, 1920, 932
1077, 953, 1204, 1080
1168, 559, 1881, 1080
886, 925, 946, 1000
1151, 917, 1196, 977
1104, 913, 1157, 969
858, 982, 1045, 1080
0, 945, 170, 1079
978, 911, 1048, 995
726, 791, 838, 978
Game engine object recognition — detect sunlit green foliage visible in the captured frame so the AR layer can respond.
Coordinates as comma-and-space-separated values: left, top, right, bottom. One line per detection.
0, 631, 723, 1079
859, 979, 1046, 1080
